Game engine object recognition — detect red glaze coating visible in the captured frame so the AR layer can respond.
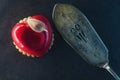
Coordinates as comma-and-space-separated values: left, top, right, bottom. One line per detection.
12, 15, 53, 57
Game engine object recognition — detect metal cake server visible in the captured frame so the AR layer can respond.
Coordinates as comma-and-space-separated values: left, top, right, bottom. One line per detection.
52, 4, 120, 80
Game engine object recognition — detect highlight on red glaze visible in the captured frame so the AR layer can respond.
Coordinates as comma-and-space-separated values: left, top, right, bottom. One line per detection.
11, 15, 53, 57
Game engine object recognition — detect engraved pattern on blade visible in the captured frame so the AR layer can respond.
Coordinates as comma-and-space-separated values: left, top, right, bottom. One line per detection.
53, 4, 109, 66
71, 24, 87, 43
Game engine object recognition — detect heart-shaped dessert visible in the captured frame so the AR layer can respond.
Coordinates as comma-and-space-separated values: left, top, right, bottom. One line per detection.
11, 15, 53, 57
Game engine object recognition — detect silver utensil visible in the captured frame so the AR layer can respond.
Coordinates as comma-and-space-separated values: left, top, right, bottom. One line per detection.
52, 3, 120, 80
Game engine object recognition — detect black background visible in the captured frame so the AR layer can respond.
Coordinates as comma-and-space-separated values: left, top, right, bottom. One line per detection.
0, 0, 120, 80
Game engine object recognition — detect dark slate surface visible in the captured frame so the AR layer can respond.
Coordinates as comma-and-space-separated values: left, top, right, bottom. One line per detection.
0, 0, 120, 80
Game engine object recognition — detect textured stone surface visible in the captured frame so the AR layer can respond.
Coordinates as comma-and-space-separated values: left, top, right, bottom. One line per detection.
0, 0, 120, 80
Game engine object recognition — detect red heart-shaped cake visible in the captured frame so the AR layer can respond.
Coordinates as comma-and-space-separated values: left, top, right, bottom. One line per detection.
11, 15, 53, 57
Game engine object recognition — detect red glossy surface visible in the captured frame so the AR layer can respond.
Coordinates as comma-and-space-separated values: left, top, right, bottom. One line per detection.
12, 15, 52, 57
